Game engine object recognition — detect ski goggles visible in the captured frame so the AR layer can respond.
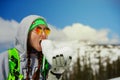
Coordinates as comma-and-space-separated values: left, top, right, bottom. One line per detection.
34, 27, 51, 35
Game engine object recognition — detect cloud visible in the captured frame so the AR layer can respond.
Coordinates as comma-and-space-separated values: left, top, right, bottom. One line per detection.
0, 18, 120, 52
48, 24, 68, 41
0, 17, 19, 52
63, 23, 120, 43
1, 17, 119, 44
0, 17, 19, 43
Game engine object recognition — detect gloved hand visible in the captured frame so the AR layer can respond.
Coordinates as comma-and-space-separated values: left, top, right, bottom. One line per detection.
47, 54, 72, 80
41, 40, 73, 80
51, 54, 72, 74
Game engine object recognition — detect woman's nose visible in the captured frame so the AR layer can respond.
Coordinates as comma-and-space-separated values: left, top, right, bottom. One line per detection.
40, 31, 47, 39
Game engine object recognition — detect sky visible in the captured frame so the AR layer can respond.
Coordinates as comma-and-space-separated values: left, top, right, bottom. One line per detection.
0, 0, 120, 52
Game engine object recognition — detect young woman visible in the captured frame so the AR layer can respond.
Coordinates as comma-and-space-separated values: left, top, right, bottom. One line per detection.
0, 15, 72, 80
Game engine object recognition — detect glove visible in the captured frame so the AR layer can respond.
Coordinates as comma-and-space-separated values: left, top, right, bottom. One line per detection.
47, 54, 72, 80
41, 40, 73, 80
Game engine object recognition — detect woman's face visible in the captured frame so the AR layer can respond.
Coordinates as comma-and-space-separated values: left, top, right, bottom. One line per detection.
29, 25, 50, 51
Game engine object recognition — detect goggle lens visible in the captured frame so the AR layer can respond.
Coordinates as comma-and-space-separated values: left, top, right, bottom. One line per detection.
35, 27, 51, 35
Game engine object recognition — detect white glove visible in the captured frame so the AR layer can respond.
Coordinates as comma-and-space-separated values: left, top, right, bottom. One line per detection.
41, 40, 73, 80
51, 54, 72, 73
47, 54, 72, 80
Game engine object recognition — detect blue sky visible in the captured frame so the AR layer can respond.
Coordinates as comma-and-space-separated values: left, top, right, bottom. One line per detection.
0, 0, 120, 52
0, 0, 120, 30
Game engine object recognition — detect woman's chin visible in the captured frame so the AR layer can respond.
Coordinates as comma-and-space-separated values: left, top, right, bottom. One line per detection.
37, 46, 42, 51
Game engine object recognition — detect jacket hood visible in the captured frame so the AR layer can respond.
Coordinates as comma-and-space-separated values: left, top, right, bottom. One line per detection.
14, 15, 47, 58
